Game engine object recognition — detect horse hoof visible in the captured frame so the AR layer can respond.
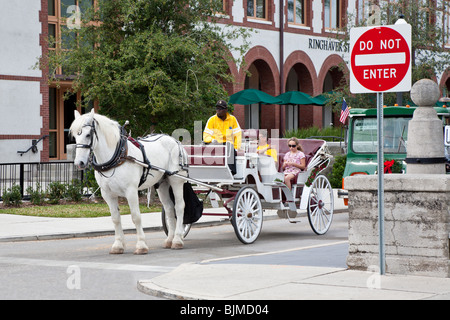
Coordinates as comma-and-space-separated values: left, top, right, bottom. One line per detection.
171, 242, 183, 250
163, 240, 172, 249
134, 248, 149, 255
110, 247, 124, 254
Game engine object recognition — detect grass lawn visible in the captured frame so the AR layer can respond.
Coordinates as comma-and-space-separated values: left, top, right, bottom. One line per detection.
0, 201, 162, 218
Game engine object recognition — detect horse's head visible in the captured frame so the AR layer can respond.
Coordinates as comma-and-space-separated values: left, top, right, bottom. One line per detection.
70, 109, 97, 169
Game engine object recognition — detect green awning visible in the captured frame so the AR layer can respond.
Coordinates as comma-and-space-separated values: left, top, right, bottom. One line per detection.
276, 91, 325, 106
229, 89, 283, 105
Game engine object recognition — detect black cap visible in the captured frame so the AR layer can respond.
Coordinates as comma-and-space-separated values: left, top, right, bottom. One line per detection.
215, 100, 228, 109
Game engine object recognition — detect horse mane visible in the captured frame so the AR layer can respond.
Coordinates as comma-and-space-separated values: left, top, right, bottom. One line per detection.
70, 113, 120, 149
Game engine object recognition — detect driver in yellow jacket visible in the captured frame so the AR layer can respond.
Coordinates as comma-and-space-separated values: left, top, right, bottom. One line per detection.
203, 100, 242, 151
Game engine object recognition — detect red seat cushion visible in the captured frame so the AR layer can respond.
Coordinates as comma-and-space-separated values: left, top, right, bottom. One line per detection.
184, 145, 226, 166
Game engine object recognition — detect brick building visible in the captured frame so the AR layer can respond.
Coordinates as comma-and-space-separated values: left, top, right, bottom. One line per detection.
0, 0, 449, 163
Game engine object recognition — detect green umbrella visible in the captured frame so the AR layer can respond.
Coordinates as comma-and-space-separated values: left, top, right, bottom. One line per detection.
229, 89, 283, 105
276, 91, 325, 106
312, 93, 329, 105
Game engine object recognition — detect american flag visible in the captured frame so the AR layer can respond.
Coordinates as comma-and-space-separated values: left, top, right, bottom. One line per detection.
339, 99, 350, 124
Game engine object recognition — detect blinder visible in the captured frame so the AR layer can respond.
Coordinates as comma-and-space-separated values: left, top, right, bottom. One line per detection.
75, 120, 98, 151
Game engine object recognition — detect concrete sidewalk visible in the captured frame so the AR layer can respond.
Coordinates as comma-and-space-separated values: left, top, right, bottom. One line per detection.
137, 263, 450, 300
0, 208, 230, 242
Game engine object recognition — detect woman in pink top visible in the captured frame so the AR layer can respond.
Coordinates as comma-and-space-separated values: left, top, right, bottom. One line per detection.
282, 137, 306, 189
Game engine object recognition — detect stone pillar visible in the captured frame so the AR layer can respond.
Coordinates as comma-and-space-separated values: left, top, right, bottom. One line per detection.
345, 175, 450, 278
346, 79, 450, 278
406, 79, 446, 174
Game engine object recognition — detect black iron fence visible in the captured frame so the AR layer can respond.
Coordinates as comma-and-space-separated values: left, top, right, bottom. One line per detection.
0, 161, 87, 200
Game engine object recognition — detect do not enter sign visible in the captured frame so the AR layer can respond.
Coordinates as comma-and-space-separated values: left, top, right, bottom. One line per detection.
350, 24, 411, 94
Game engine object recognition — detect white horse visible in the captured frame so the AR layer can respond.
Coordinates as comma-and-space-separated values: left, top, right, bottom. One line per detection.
70, 109, 187, 254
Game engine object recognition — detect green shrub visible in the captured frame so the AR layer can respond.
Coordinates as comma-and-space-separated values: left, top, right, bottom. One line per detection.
46, 182, 66, 204
26, 183, 45, 205
329, 155, 347, 188
285, 126, 343, 141
65, 179, 83, 202
3, 185, 23, 206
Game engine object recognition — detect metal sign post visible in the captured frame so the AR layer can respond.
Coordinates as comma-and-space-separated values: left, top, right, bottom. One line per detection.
376, 92, 385, 275
350, 23, 411, 275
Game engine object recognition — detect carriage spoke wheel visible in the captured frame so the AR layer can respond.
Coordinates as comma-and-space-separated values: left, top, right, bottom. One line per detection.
232, 187, 263, 244
307, 175, 334, 235
161, 208, 192, 239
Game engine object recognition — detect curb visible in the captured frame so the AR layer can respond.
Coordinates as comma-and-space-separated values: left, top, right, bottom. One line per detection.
0, 209, 348, 243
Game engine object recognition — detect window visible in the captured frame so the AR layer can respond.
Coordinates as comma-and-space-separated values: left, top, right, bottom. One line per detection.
288, 0, 306, 25
211, 0, 228, 14
220, 0, 228, 14
49, 87, 94, 159
324, 0, 342, 30
247, 0, 268, 19
357, 0, 380, 25
48, 1, 96, 160
352, 117, 410, 154
48, 0, 94, 75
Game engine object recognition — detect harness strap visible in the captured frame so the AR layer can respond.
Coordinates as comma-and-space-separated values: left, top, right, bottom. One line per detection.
129, 138, 152, 187
90, 125, 186, 188
92, 127, 128, 172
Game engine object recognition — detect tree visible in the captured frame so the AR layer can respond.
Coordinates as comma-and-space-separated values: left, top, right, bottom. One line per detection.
328, 0, 450, 110
44, 0, 250, 135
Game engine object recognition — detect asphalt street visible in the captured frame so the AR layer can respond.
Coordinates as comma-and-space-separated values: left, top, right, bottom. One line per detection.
0, 213, 349, 300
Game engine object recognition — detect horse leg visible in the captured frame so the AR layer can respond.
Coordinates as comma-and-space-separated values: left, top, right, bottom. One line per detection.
103, 193, 125, 254
169, 179, 185, 249
126, 191, 149, 255
157, 182, 176, 249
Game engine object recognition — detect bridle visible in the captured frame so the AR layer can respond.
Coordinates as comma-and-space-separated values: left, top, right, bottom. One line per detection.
75, 119, 98, 151
75, 118, 129, 173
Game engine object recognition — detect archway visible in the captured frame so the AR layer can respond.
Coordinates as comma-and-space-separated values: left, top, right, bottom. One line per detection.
285, 63, 315, 130
318, 55, 348, 127
283, 51, 318, 129
235, 46, 280, 130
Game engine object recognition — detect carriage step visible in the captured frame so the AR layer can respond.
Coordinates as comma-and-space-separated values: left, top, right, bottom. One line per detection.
288, 219, 301, 224
262, 182, 285, 187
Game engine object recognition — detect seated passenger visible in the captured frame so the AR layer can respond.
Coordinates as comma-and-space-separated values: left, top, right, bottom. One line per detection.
256, 131, 277, 162
282, 137, 306, 189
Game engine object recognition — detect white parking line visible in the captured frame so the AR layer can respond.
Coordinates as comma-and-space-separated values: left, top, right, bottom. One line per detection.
0, 256, 175, 273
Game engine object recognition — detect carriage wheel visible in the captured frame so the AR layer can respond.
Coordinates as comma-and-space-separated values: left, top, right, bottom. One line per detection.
307, 175, 334, 235
161, 207, 192, 239
231, 187, 263, 244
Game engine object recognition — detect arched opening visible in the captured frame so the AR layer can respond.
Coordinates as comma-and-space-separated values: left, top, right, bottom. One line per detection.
244, 59, 277, 129
320, 65, 346, 127
285, 63, 314, 130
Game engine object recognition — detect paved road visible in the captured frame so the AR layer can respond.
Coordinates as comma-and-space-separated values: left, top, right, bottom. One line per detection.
0, 213, 348, 300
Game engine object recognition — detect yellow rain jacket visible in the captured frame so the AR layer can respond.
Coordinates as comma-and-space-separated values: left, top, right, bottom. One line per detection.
203, 113, 242, 150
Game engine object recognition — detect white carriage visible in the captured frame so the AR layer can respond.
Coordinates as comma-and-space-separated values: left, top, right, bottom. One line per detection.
163, 130, 335, 244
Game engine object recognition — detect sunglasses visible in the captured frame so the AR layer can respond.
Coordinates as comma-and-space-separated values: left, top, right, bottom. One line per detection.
288, 144, 297, 148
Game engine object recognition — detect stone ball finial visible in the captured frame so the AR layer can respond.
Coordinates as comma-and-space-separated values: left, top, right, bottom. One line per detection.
410, 79, 440, 107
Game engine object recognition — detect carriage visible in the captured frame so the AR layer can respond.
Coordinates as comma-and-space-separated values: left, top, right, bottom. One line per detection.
162, 130, 335, 244
71, 110, 334, 254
